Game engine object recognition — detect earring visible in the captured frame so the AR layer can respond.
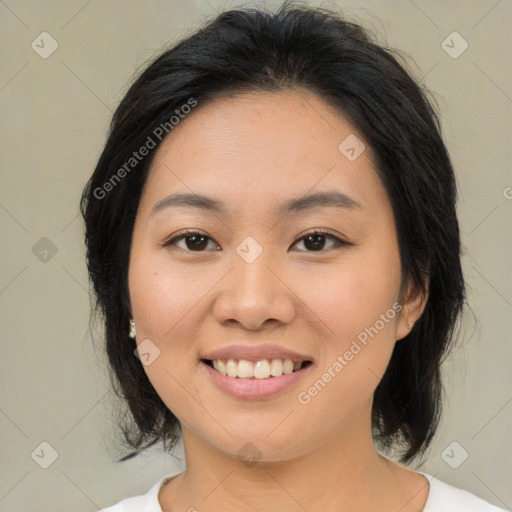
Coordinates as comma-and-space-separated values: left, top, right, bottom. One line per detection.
129, 319, 136, 339
406, 324, 412, 329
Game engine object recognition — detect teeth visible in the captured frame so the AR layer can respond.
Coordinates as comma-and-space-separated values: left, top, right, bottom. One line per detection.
270, 359, 282, 377
238, 360, 253, 378
283, 359, 294, 374
211, 358, 307, 379
254, 360, 270, 379
226, 359, 238, 378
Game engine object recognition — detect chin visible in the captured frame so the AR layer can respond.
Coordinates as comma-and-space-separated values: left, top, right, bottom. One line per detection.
197, 422, 315, 464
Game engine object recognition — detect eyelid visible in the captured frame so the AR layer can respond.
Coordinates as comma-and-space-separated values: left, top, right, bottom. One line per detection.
162, 228, 219, 248
291, 228, 347, 246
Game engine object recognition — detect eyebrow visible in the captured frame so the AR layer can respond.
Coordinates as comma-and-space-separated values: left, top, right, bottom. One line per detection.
150, 190, 361, 217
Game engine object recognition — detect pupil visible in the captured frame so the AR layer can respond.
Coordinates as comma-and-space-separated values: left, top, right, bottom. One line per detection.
187, 235, 208, 250
305, 234, 325, 251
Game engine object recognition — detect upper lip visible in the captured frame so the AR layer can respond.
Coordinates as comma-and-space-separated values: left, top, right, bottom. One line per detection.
202, 344, 313, 363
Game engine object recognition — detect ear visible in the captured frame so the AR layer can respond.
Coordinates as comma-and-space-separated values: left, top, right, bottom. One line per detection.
396, 276, 429, 341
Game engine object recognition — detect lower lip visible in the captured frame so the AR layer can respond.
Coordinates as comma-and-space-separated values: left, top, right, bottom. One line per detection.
201, 361, 312, 399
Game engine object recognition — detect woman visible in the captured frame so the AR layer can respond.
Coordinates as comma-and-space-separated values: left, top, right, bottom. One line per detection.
81, 2, 506, 510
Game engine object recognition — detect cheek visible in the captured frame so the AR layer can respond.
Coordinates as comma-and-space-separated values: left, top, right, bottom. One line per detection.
294, 250, 402, 345
294, 274, 401, 427
292, 246, 402, 402
128, 249, 207, 416
128, 247, 211, 340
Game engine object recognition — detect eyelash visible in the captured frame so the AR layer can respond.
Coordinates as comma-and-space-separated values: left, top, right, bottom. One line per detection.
162, 229, 349, 253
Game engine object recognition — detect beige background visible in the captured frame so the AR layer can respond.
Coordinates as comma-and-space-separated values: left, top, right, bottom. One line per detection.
0, 0, 511, 510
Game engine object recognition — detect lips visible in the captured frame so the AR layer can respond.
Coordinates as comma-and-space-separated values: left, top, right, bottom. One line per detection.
201, 353, 313, 399
200, 344, 313, 383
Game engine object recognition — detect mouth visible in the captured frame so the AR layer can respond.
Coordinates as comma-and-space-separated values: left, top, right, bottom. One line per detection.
200, 358, 313, 380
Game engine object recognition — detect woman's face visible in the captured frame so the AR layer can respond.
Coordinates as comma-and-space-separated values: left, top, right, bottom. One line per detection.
128, 89, 422, 461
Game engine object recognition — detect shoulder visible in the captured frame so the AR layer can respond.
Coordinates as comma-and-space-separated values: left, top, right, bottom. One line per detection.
96, 473, 178, 512
422, 473, 507, 512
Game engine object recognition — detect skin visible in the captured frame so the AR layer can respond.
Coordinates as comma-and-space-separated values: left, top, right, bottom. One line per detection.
128, 88, 429, 512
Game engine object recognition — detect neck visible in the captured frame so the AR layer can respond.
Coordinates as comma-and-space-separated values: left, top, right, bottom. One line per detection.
160, 406, 428, 512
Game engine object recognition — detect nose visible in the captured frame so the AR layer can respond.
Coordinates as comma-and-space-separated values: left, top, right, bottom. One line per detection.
212, 246, 296, 331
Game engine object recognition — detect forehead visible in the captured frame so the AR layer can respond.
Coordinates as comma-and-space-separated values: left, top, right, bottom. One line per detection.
140, 88, 385, 217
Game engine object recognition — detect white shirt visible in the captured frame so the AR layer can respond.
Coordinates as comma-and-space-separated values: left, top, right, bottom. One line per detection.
98, 471, 507, 511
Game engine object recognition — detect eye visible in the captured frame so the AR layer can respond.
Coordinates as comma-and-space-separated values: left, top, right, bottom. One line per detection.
163, 229, 220, 252
291, 230, 348, 252
163, 229, 349, 253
